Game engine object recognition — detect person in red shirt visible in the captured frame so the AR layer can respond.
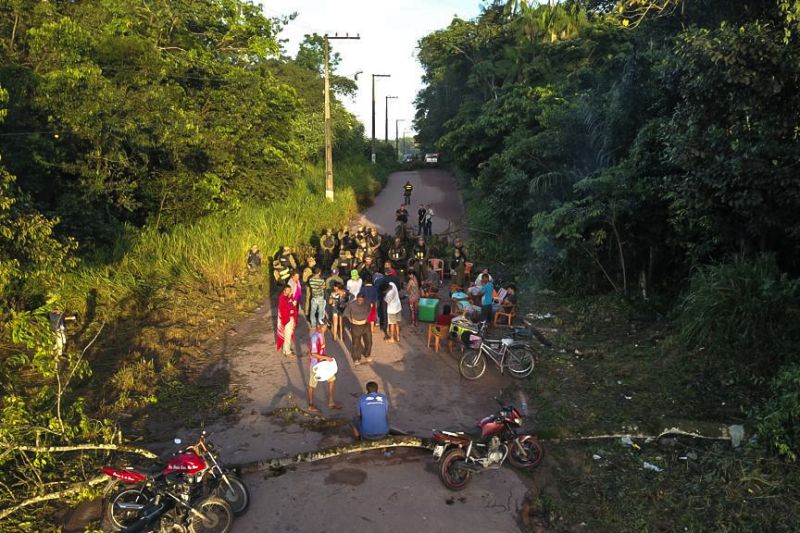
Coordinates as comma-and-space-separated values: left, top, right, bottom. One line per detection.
276, 284, 297, 357
435, 304, 455, 326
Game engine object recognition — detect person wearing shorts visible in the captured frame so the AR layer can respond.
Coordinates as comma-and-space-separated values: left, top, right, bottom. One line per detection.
383, 281, 402, 343
307, 322, 341, 413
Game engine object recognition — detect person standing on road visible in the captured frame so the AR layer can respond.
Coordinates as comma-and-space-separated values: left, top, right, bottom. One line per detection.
307, 267, 327, 327
478, 273, 495, 323
382, 280, 402, 343
307, 321, 341, 413
276, 284, 298, 357
417, 204, 426, 236
403, 180, 413, 205
346, 269, 363, 299
406, 272, 421, 328
424, 204, 434, 236
344, 292, 373, 366
351, 381, 390, 440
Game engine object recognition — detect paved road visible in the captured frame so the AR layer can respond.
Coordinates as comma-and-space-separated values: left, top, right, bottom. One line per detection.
209, 169, 529, 533
359, 168, 468, 238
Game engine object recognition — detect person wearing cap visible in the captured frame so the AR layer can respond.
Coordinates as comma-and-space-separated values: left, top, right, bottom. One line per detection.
307, 321, 341, 412
344, 291, 373, 365
346, 269, 363, 298
325, 268, 343, 290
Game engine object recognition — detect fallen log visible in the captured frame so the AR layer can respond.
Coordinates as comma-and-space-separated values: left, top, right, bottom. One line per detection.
0, 475, 107, 521
10, 444, 159, 459
233, 435, 434, 475
545, 423, 736, 445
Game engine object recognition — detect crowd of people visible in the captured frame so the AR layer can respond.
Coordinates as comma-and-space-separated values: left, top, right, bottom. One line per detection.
248, 214, 518, 423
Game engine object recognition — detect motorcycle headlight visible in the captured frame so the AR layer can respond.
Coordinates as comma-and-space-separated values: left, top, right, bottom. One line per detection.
514, 418, 522, 426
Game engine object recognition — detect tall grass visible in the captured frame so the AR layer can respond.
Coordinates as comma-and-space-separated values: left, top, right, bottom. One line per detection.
61, 161, 380, 320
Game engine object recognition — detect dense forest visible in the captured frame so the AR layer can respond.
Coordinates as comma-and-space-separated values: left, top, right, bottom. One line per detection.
0, 1, 395, 527
415, 0, 800, 463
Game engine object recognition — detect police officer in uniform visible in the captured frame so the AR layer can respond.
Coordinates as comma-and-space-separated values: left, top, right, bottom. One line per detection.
387, 237, 407, 275
320, 228, 337, 271
272, 246, 297, 283
367, 227, 382, 260
410, 236, 428, 281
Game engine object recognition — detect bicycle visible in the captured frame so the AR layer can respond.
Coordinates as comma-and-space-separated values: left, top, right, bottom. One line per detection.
457, 322, 535, 380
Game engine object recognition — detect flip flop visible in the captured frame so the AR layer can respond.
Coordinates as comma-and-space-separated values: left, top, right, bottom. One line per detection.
307, 405, 320, 413
328, 403, 343, 410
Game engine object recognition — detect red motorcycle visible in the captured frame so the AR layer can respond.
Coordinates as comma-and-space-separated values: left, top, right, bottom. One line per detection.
432, 400, 544, 490
102, 431, 248, 531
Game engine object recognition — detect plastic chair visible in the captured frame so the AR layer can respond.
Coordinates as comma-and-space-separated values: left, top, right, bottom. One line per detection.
426, 324, 453, 353
428, 258, 444, 282
464, 262, 474, 277
493, 304, 517, 326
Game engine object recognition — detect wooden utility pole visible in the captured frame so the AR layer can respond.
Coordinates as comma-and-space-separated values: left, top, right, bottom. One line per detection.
395, 119, 405, 160
371, 73, 391, 164
323, 33, 360, 201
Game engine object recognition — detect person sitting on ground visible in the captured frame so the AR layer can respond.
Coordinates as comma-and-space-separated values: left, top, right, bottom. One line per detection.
351, 381, 390, 440
307, 321, 341, 413
436, 304, 455, 326
246, 245, 262, 272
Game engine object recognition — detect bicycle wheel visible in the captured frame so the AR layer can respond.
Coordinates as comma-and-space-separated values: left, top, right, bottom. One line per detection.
459, 349, 487, 380
505, 345, 534, 378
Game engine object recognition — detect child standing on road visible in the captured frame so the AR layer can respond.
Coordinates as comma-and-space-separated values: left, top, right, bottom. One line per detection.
406, 272, 420, 328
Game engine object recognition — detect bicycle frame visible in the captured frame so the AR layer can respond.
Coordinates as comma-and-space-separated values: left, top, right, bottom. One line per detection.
474, 337, 513, 374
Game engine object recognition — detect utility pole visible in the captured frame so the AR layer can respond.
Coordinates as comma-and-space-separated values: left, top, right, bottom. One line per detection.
323, 33, 360, 201
371, 74, 390, 164
384, 95, 397, 142
395, 119, 405, 160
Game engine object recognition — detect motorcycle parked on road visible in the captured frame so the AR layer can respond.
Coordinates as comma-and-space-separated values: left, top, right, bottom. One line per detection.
102, 431, 248, 531
431, 400, 544, 490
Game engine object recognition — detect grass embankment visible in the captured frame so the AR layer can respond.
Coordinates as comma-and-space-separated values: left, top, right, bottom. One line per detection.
61, 160, 386, 437
513, 294, 800, 531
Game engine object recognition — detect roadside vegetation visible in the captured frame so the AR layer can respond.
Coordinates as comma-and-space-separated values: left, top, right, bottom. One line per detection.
415, 0, 800, 529
0, 1, 395, 529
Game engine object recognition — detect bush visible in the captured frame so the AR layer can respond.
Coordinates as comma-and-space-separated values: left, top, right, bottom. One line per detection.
756, 364, 800, 461
676, 255, 800, 374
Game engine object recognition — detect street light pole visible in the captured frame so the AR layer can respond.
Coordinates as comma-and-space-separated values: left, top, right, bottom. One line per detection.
371, 74, 390, 164
395, 119, 405, 160
384, 95, 397, 143
323, 33, 360, 200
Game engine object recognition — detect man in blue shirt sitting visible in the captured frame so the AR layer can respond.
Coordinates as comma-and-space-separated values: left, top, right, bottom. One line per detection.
351, 381, 390, 440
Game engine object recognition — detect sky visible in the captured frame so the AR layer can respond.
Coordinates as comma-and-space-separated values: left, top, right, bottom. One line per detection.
258, 0, 485, 140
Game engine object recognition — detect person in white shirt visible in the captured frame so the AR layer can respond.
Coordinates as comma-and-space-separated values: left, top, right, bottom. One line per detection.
346, 269, 363, 298
382, 281, 402, 343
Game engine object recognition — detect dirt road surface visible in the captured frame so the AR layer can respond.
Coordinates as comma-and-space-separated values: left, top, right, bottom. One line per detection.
209, 170, 531, 533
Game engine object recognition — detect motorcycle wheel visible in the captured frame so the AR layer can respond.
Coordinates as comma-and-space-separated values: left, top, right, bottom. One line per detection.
105, 486, 153, 531
213, 473, 250, 516
459, 349, 486, 380
439, 448, 472, 491
505, 345, 535, 378
189, 496, 233, 533
507, 436, 544, 469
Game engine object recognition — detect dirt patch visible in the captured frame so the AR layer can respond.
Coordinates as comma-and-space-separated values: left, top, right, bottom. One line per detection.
324, 467, 368, 486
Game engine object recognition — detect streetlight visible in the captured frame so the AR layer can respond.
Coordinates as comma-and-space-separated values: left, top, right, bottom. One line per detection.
395, 119, 405, 160
385, 95, 397, 142
371, 74, 391, 163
